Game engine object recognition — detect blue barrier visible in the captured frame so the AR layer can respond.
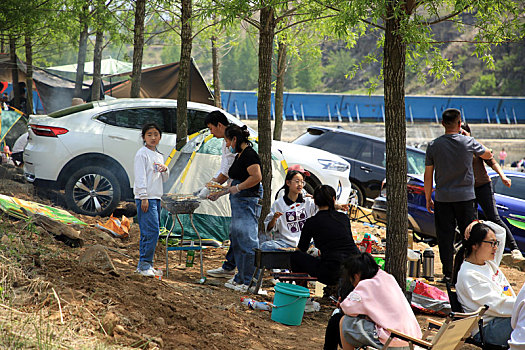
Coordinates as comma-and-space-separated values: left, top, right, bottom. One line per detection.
220, 90, 525, 124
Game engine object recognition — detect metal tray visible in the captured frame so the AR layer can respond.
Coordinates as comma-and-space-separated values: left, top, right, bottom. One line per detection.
161, 194, 201, 214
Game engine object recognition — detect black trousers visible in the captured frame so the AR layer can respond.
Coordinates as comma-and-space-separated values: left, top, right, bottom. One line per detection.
324, 311, 344, 350
475, 182, 519, 251
434, 199, 477, 278
290, 251, 342, 286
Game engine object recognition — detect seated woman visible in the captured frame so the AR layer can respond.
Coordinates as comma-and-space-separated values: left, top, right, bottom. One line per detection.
290, 185, 359, 286
510, 282, 525, 349
339, 253, 422, 350
455, 220, 516, 346
261, 169, 317, 251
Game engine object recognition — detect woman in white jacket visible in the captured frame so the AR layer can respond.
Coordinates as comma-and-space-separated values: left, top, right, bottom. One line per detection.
455, 220, 516, 346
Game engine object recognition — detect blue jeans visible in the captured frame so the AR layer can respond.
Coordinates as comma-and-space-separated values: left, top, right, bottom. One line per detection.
135, 199, 161, 271
473, 317, 513, 346
221, 245, 236, 271
260, 239, 295, 251
229, 182, 262, 285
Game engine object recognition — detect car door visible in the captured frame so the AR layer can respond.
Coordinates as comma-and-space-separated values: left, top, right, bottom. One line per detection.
492, 175, 525, 251
352, 140, 386, 200
99, 107, 177, 185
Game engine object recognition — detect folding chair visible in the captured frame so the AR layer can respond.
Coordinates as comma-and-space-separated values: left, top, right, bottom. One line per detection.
383, 305, 489, 350
446, 283, 509, 350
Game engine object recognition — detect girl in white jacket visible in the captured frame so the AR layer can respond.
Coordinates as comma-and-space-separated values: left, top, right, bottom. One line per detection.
133, 123, 169, 277
261, 170, 317, 250
455, 220, 516, 346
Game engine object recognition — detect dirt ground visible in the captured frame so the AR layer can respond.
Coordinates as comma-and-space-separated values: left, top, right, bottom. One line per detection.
0, 164, 524, 349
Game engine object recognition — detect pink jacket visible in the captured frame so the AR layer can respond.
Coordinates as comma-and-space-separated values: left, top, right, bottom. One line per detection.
340, 269, 422, 346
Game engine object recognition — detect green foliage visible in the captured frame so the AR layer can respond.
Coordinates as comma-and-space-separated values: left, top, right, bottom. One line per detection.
220, 34, 258, 90
469, 73, 496, 95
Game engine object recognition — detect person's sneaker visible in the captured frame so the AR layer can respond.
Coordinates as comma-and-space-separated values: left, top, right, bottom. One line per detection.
438, 276, 451, 284
512, 249, 525, 261
304, 298, 320, 313
135, 268, 155, 277
225, 278, 243, 290
207, 267, 236, 278
247, 286, 268, 296
234, 284, 249, 293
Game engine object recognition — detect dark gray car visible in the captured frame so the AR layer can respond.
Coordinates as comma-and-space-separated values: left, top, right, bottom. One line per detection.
293, 126, 426, 206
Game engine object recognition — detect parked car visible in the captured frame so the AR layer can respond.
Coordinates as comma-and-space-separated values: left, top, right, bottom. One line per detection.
24, 99, 352, 216
293, 126, 426, 206
372, 171, 525, 251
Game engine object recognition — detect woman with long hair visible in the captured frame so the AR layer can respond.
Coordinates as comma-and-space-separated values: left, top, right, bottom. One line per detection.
290, 185, 359, 285
209, 124, 262, 292
455, 220, 516, 346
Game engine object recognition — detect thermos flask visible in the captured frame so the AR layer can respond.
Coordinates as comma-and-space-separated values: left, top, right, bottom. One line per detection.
422, 248, 435, 281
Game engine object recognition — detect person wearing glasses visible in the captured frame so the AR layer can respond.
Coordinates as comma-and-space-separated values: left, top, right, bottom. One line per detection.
455, 220, 516, 346
261, 169, 317, 251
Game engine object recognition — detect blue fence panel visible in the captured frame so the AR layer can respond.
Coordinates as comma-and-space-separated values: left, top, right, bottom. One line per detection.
220, 90, 525, 123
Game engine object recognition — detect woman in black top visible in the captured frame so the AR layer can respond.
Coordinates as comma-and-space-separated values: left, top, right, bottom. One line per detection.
291, 185, 359, 285
210, 124, 263, 291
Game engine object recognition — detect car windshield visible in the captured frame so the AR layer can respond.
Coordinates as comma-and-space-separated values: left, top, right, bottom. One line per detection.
407, 149, 426, 174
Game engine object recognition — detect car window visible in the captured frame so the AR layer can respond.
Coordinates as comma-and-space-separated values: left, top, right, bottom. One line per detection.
317, 133, 363, 159
188, 109, 210, 135
493, 176, 525, 200
97, 108, 173, 133
372, 142, 386, 167
358, 141, 373, 164
407, 150, 426, 174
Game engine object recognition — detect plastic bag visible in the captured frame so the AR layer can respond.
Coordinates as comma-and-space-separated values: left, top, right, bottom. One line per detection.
96, 215, 130, 238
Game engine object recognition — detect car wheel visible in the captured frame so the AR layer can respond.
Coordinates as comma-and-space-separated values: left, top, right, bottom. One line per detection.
64, 166, 121, 217
350, 181, 365, 207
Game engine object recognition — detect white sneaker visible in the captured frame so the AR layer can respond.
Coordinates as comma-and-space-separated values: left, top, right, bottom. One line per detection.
247, 286, 268, 296
512, 249, 525, 261
207, 267, 236, 278
233, 284, 249, 293
304, 299, 320, 313
225, 279, 243, 290
135, 268, 155, 277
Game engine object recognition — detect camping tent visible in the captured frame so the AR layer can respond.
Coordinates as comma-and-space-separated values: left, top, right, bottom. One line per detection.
105, 60, 214, 105
47, 58, 135, 76
161, 130, 287, 242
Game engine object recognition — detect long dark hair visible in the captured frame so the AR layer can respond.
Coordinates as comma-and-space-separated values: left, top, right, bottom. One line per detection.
452, 222, 492, 284
313, 185, 336, 211
342, 252, 379, 286
224, 124, 251, 153
276, 170, 304, 199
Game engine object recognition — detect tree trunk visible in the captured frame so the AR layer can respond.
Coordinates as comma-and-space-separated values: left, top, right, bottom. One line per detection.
257, 6, 276, 232
211, 33, 221, 108
383, 1, 408, 290
273, 40, 287, 141
9, 36, 20, 109
91, 29, 103, 101
130, 0, 146, 98
176, 0, 192, 151
74, 7, 89, 98
24, 34, 33, 114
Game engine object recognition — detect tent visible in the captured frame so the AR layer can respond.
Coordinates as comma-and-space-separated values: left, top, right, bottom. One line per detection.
105, 60, 214, 105
47, 58, 135, 76
0, 108, 27, 149
161, 130, 287, 242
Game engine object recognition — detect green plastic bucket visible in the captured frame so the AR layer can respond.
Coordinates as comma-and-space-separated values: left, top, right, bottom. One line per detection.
271, 282, 310, 326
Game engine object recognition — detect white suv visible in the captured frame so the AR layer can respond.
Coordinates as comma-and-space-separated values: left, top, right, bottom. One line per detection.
24, 99, 351, 216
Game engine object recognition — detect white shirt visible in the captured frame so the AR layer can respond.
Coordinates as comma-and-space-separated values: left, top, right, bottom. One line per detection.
133, 146, 169, 200
12, 132, 28, 153
214, 139, 235, 179
263, 194, 317, 247
456, 221, 515, 334
510, 283, 525, 349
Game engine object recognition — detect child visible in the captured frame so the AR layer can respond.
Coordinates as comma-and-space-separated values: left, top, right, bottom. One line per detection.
339, 253, 422, 350
134, 123, 169, 277
261, 170, 317, 250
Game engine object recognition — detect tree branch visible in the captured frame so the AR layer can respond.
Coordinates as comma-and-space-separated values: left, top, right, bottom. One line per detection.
419, 4, 470, 26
